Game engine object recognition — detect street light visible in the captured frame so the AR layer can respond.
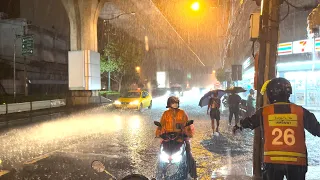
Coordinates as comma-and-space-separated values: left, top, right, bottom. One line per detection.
104, 12, 136, 91
103, 12, 136, 22
191, 2, 200, 11
136, 66, 141, 72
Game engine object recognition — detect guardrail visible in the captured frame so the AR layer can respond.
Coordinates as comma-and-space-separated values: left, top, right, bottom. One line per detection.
0, 99, 66, 115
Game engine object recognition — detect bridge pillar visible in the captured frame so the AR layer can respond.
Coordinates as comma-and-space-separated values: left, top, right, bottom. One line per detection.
61, 0, 105, 106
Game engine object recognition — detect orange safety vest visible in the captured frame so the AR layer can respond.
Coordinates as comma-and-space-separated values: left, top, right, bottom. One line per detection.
262, 103, 307, 166
156, 109, 194, 139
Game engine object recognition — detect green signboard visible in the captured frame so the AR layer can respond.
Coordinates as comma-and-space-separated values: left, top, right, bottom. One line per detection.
187, 73, 192, 79
22, 35, 34, 56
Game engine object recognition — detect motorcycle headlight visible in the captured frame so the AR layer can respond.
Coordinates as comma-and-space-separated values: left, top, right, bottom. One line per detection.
114, 100, 121, 105
160, 147, 170, 163
171, 146, 183, 163
159, 146, 184, 163
130, 100, 140, 105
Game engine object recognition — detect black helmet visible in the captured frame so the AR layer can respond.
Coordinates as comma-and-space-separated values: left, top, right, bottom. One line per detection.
266, 77, 292, 103
166, 96, 180, 108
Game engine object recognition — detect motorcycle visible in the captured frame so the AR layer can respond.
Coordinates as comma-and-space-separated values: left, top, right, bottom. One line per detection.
154, 120, 197, 180
239, 99, 247, 119
91, 160, 152, 180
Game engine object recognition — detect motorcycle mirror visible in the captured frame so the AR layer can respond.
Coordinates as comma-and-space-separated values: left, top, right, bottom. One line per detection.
186, 120, 194, 126
91, 160, 105, 173
154, 121, 161, 127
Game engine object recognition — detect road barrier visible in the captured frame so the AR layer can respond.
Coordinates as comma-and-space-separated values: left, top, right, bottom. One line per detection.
0, 99, 66, 115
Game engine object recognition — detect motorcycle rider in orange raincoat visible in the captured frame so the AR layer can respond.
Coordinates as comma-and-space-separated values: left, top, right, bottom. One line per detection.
155, 96, 196, 178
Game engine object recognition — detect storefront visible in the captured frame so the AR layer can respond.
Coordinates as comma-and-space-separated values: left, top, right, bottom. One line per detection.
238, 58, 255, 99
240, 37, 320, 108
278, 61, 320, 107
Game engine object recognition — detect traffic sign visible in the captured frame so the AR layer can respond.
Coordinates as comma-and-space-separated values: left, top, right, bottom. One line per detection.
22, 35, 34, 56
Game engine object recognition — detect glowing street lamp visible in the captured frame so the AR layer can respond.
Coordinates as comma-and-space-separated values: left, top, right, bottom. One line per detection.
191, 2, 200, 11
136, 66, 141, 72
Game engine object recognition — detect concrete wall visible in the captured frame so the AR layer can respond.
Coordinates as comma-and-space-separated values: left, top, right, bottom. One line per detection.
223, 0, 260, 68
19, 0, 69, 37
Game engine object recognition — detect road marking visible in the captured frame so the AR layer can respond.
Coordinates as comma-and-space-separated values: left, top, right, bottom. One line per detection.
56, 151, 120, 159
24, 154, 51, 165
23, 151, 58, 165
0, 170, 10, 177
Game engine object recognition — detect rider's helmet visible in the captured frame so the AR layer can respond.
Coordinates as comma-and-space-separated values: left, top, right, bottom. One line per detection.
266, 77, 292, 103
166, 96, 180, 108
249, 89, 255, 95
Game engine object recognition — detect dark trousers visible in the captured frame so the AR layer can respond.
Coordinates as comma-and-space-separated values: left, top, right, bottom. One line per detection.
185, 141, 197, 178
229, 108, 239, 125
247, 106, 255, 117
263, 163, 307, 180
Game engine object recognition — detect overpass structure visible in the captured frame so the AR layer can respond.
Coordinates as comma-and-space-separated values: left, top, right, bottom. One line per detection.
61, 0, 205, 105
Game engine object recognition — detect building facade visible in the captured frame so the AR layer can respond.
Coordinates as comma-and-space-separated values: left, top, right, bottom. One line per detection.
0, 18, 69, 95
0, 0, 70, 96
228, 0, 319, 108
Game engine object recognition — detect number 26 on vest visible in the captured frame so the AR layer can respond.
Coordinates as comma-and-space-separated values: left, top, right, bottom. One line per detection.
272, 128, 296, 146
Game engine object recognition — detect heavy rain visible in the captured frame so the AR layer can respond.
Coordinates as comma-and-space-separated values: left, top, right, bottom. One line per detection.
0, 0, 320, 180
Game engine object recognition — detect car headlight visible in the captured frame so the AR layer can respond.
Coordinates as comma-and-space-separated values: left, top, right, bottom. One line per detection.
130, 100, 140, 105
114, 100, 121, 105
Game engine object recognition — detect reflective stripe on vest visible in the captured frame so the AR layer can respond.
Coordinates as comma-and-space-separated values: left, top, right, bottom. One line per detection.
262, 103, 307, 166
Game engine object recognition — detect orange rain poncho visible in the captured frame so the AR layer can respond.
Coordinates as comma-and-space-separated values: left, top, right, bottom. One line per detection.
155, 108, 195, 140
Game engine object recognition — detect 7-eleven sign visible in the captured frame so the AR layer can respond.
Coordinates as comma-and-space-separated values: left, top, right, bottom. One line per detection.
292, 39, 314, 54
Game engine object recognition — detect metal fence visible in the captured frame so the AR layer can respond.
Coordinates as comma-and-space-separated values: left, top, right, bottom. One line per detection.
0, 99, 66, 115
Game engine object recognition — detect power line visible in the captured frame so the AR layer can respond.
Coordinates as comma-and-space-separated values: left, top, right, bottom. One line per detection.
283, 0, 304, 10
149, 0, 205, 67
268, 1, 290, 22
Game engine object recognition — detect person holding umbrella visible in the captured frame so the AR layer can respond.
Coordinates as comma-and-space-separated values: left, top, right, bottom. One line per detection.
225, 87, 247, 125
207, 91, 221, 135
228, 91, 241, 126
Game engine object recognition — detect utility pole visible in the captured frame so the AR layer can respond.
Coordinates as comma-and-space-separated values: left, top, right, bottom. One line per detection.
13, 36, 17, 102
23, 25, 28, 96
253, 0, 281, 179
107, 20, 111, 92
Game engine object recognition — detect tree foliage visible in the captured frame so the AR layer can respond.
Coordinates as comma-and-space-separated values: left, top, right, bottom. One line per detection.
215, 68, 227, 82
100, 29, 144, 92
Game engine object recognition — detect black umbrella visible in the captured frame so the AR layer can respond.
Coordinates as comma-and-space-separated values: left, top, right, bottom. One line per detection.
198, 89, 226, 107
225, 87, 246, 94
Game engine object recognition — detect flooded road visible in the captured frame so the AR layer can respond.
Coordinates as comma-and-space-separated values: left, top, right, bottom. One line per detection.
0, 90, 319, 179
